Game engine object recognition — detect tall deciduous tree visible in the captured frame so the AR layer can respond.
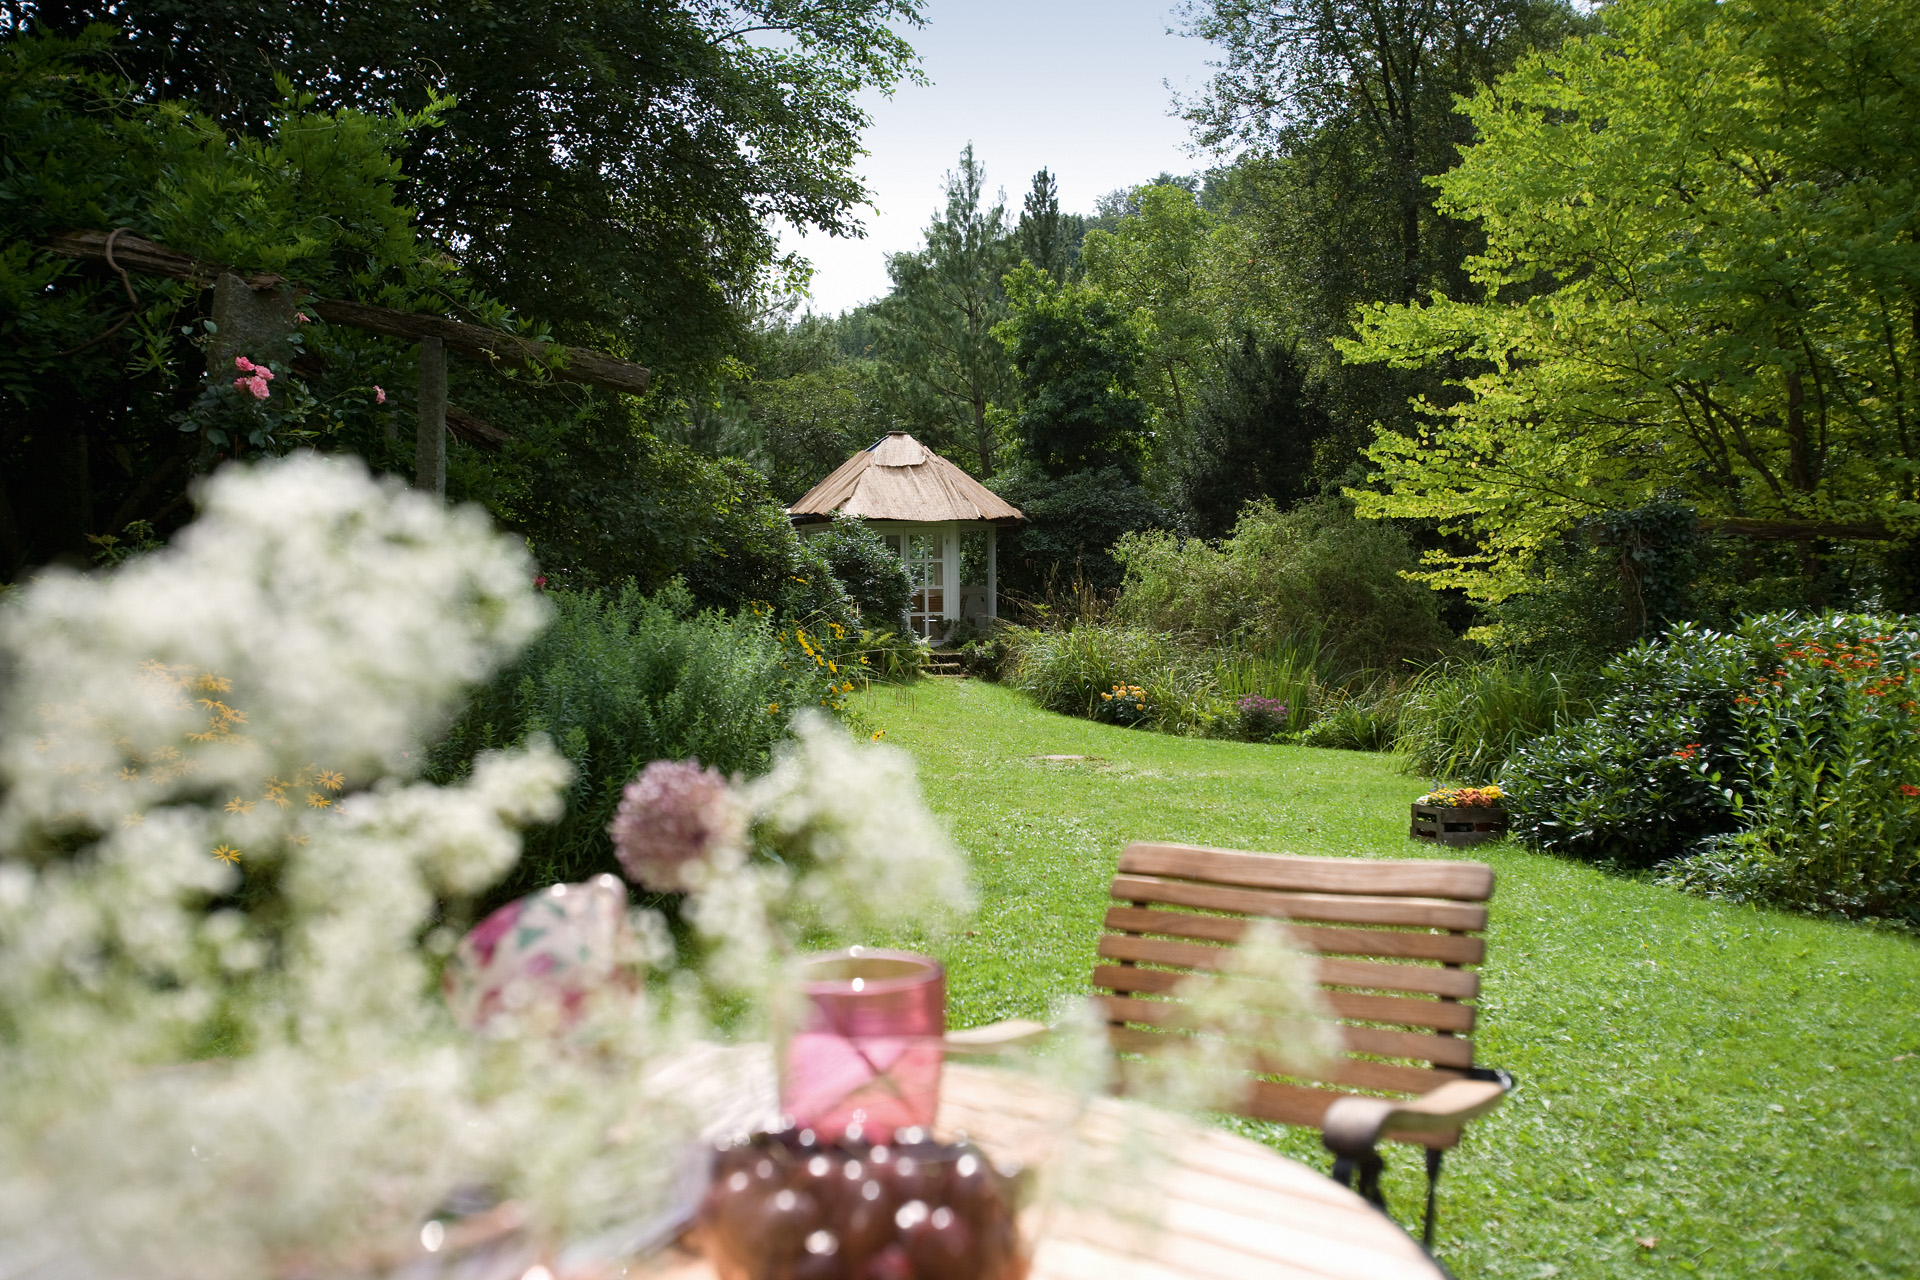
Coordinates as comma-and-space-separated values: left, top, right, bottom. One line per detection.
6, 0, 926, 396
1344, 0, 1920, 601
876, 145, 1017, 474
996, 264, 1152, 481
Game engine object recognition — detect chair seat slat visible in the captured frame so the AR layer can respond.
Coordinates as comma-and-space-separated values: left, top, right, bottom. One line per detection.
1097, 934, 1481, 1000
1110, 875, 1489, 932
1095, 983, 1476, 1035
1108, 1025, 1462, 1096
1119, 843, 1495, 901
1102, 907, 1488, 965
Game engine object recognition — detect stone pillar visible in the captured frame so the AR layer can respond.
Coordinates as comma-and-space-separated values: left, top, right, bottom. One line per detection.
416, 337, 447, 496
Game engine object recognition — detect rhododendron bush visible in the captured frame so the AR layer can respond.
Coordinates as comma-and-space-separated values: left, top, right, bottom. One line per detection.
0, 454, 971, 1279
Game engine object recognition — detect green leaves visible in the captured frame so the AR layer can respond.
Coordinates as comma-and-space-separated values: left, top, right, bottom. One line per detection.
1344, 0, 1920, 599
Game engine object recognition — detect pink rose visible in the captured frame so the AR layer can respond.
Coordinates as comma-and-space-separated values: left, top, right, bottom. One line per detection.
256, 366, 274, 382
296, 312, 311, 323
234, 356, 257, 373
245, 376, 270, 400
373, 385, 386, 405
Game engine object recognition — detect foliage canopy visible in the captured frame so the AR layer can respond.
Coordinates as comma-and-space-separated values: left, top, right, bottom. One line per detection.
1344, 0, 1920, 599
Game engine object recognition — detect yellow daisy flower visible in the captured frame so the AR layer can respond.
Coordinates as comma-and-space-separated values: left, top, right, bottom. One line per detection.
212, 845, 242, 864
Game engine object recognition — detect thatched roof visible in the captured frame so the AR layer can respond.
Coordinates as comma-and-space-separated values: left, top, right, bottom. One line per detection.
788, 433, 1024, 526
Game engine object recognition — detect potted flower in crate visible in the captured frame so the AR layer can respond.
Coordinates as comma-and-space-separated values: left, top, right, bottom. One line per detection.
1410, 785, 1509, 846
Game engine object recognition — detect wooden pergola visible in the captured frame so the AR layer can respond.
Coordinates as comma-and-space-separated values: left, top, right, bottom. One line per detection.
789, 433, 1023, 641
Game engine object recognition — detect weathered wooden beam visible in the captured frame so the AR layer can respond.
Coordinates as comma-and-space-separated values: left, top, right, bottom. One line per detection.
1697, 517, 1899, 542
446, 405, 509, 452
41, 229, 651, 397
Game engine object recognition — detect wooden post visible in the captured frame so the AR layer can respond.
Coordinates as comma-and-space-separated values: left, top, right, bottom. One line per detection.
987, 524, 998, 622
416, 337, 447, 496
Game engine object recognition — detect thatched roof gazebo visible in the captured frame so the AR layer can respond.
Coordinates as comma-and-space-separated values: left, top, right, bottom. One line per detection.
789, 432, 1023, 641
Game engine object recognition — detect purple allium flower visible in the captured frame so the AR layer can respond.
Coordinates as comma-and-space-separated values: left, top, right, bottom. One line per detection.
608, 759, 744, 891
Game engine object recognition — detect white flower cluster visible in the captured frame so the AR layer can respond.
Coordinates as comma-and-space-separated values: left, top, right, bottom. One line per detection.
682, 711, 975, 993
0, 456, 975, 1280
1123, 919, 1342, 1116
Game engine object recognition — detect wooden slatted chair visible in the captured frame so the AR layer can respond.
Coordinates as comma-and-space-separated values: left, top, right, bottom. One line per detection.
949, 840, 1512, 1247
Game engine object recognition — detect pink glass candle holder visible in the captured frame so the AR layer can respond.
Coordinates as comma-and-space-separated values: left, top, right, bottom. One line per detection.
780, 947, 945, 1143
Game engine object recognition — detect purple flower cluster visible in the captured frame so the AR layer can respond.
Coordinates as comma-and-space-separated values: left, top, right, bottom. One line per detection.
1237, 694, 1290, 742
607, 758, 744, 892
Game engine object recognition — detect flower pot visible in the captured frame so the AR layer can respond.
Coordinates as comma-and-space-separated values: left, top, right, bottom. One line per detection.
1410, 802, 1508, 846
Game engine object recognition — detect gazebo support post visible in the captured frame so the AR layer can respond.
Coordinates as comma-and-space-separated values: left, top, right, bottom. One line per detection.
988, 525, 998, 623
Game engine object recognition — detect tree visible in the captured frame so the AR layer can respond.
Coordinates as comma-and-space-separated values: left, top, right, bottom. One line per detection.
1176, 0, 1582, 457
0, 31, 474, 575
1079, 181, 1263, 432
991, 264, 1165, 597
1343, 0, 1920, 601
1016, 167, 1082, 282
7, 0, 926, 396
1179, 0, 1577, 305
875, 145, 1018, 475
1172, 333, 1333, 537
996, 265, 1152, 482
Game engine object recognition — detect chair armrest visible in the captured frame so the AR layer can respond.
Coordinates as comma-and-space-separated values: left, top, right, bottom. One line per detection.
943, 1018, 1050, 1055
1322, 1076, 1511, 1160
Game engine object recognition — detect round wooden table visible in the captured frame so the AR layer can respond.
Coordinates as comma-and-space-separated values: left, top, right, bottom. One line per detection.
637, 1060, 1445, 1280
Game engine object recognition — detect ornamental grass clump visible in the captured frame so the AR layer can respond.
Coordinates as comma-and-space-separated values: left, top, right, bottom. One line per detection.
0, 454, 975, 1280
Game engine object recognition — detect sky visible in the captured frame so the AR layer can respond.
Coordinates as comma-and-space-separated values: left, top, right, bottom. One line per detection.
777, 0, 1221, 316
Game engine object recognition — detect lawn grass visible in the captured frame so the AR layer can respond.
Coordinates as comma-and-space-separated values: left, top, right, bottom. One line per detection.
856, 679, 1920, 1279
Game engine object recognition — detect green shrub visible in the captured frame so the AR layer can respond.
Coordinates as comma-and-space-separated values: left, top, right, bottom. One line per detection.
1298, 677, 1410, 751
1005, 623, 1223, 736
808, 515, 911, 632
1504, 613, 1920, 922
1112, 496, 1454, 671
1502, 624, 1753, 866
1395, 659, 1593, 785
428, 582, 834, 906
1654, 620, 1920, 923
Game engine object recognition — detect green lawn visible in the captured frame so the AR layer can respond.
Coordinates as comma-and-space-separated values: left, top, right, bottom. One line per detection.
856, 679, 1920, 1280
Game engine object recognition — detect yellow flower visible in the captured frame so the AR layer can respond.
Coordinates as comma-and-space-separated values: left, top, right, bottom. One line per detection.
317, 769, 344, 792
224, 797, 256, 815
871, 730, 886, 740
287, 832, 309, 847
768, 703, 781, 713
306, 792, 332, 809
121, 812, 145, 828
212, 844, 242, 865
119, 766, 140, 782
828, 660, 838, 674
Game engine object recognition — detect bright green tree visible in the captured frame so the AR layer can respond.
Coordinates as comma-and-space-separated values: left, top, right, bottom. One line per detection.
1343, 0, 1920, 601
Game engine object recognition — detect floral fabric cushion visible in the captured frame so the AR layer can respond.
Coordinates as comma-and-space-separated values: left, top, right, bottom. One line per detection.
443, 874, 631, 1032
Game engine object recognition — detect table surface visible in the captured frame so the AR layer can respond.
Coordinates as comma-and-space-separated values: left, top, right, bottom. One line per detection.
637, 1059, 1445, 1280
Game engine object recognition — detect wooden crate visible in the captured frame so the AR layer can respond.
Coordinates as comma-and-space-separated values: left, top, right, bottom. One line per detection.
1410, 803, 1508, 846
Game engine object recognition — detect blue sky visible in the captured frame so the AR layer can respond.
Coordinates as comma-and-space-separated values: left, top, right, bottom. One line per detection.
777, 0, 1221, 316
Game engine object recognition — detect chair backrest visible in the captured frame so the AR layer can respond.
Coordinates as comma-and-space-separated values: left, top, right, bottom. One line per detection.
1094, 842, 1494, 1147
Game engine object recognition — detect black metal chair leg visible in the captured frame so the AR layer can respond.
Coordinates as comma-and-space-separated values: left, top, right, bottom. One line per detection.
1422, 1148, 1444, 1248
